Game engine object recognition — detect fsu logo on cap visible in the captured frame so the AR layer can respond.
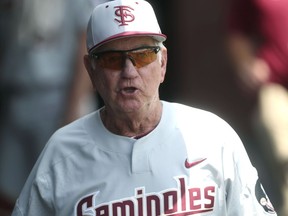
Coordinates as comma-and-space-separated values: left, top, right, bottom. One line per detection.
114, 6, 135, 26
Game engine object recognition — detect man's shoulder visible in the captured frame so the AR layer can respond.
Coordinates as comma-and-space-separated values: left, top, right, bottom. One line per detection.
36, 111, 99, 171
49, 111, 99, 149
163, 101, 222, 122
163, 101, 234, 134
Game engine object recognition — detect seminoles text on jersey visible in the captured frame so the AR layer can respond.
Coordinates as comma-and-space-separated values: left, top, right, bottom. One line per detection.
75, 176, 216, 216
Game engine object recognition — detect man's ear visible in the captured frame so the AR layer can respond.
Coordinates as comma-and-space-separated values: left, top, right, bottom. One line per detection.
84, 55, 97, 90
160, 47, 168, 83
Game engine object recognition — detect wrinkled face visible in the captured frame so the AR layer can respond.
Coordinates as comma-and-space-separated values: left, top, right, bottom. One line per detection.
84, 36, 167, 114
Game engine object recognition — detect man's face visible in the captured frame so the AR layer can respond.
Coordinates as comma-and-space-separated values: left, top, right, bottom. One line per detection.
85, 36, 167, 114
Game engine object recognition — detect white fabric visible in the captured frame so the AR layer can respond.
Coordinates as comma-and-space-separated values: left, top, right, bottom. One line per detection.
11, 101, 277, 215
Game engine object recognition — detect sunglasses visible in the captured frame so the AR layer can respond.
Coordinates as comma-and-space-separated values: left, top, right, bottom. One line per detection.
90, 46, 161, 70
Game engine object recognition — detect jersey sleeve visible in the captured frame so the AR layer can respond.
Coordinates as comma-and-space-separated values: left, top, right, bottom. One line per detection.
223, 122, 277, 215
11, 138, 56, 216
11, 177, 54, 216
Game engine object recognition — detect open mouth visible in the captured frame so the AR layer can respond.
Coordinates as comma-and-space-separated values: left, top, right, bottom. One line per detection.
123, 87, 137, 93
122, 87, 138, 94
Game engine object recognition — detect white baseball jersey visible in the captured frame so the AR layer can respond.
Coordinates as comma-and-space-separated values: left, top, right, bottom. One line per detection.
12, 101, 277, 216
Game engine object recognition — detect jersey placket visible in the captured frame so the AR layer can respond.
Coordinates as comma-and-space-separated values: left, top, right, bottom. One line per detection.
131, 138, 154, 174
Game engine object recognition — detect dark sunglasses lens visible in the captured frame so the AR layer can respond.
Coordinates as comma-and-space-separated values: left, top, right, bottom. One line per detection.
97, 52, 123, 70
94, 47, 159, 70
130, 49, 158, 68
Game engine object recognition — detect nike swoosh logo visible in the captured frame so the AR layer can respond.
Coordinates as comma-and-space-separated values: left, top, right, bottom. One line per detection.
185, 158, 207, 168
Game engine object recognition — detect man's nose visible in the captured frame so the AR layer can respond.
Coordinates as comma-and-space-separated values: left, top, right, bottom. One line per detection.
122, 57, 138, 78
126, 55, 136, 66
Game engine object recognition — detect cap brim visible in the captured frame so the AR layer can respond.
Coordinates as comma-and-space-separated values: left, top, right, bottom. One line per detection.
89, 32, 167, 53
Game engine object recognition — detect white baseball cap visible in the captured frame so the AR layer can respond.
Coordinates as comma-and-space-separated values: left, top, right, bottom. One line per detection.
86, 0, 167, 53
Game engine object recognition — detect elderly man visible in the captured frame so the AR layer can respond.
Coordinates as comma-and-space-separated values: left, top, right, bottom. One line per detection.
12, 0, 277, 215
